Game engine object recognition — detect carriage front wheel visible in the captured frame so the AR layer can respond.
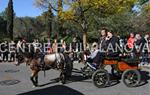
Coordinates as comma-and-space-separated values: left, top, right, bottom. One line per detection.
92, 69, 110, 88
122, 69, 141, 87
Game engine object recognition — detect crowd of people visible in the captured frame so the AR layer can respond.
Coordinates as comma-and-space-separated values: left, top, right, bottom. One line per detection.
0, 37, 82, 62
0, 40, 16, 62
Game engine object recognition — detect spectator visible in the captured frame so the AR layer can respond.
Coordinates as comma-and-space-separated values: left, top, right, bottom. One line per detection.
2, 41, 9, 62
52, 39, 58, 53
47, 38, 53, 54
127, 33, 135, 49
72, 37, 77, 52
0, 51, 1, 62
9, 41, 16, 62
127, 33, 135, 58
134, 34, 142, 51
60, 39, 66, 53
141, 34, 150, 65
16, 40, 22, 53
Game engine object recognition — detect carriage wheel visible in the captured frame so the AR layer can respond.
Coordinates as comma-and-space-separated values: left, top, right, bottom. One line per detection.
92, 69, 110, 88
122, 69, 141, 87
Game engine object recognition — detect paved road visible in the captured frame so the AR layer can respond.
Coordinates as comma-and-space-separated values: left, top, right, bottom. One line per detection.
0, 62, 149, 95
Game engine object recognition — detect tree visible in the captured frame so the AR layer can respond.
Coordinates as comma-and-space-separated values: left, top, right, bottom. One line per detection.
34, 0, 139, 50
0, 11, 7, 20
46, 5, 53, 38
138, 0, 149, 5
0, 16, 7, 40
57, 0, 63, 38
61, 0, 137, 50
6, 0, 14, 40
132, 0, 150, 33
34, 0, 64, 39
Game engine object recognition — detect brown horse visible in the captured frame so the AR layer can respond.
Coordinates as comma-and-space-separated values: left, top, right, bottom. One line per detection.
15, 52, 73, 87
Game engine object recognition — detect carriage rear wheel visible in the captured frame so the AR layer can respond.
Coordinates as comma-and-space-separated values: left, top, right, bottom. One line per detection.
92, 69, 110, 88
122, 69, 141, 87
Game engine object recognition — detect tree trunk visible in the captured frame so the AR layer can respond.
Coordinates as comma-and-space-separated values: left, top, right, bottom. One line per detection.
56, 0, 63, 37
46, 5, 53, 38
83, 31, 87, 51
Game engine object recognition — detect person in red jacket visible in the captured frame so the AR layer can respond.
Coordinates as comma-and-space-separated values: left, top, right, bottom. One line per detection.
127, 33, 136, 58
127, 33, 135, 49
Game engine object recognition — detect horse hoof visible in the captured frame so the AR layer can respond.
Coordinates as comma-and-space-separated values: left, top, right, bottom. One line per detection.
32, 85, 38, 88
32, 85, 36, 88
59, 82, 63, 85
59, 82, 64, 85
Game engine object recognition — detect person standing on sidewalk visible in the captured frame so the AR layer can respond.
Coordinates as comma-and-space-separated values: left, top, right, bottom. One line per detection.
2, 41, 9, 62
9, 40, 16, 62
142, 34, 150, 66
127, 33, 135, 58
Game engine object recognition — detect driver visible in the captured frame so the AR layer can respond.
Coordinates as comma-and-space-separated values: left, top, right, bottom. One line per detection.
86, 43, 102, 69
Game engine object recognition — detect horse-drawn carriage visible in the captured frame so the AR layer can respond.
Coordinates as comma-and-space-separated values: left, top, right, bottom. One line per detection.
81, 56, 141, 88
16, 46, 141, 88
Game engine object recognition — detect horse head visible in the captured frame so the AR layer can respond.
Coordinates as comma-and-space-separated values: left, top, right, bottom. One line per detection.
15, 52, 33, 66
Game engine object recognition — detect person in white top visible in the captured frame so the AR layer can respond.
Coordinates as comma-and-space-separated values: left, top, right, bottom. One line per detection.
86, 42, 100, 69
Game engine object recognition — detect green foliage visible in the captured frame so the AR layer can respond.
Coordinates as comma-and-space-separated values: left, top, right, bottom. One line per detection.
1, 0, 150, 43
138, 0, 149, 5
46, 5, 53, 37
0, 16, 7, 40
132, 13, 150, 33
6, 0, 14, 40
13, 17, 45, 42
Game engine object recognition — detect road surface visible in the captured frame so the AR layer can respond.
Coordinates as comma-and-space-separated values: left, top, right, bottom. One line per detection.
0, 62, 149, 95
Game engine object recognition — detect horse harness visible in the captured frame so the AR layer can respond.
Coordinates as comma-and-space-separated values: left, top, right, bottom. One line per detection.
55, 53, 66, 69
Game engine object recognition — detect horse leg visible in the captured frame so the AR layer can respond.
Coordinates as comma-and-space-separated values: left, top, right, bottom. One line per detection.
59, 69, 66, 84
30, 70, 39, 87
35, 74, 38, 86
30, 76, 36, 87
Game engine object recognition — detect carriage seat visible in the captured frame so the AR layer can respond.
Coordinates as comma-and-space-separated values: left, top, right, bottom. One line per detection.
121, 58, 139, 64
104, 57, 120, 61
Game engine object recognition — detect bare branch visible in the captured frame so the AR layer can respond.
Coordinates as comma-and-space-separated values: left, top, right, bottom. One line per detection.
49, 3, 58, 11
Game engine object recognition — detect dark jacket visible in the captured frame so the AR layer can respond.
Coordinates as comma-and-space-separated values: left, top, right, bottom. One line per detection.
135, 37, 147, 53
106, 36, 120, 56
98, 36, 107, 51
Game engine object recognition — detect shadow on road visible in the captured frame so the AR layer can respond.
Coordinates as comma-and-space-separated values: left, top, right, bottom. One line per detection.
36, 69, 149, 88
138, 71, 150, 87
38, 78, 59, 87
17, 85, 84, 95
0, 79, 20, 86
68, 68, 121, 87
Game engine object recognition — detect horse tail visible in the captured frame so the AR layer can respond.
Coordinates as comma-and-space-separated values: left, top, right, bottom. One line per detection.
43, 61, 46, 77
44, 70, 46, 77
